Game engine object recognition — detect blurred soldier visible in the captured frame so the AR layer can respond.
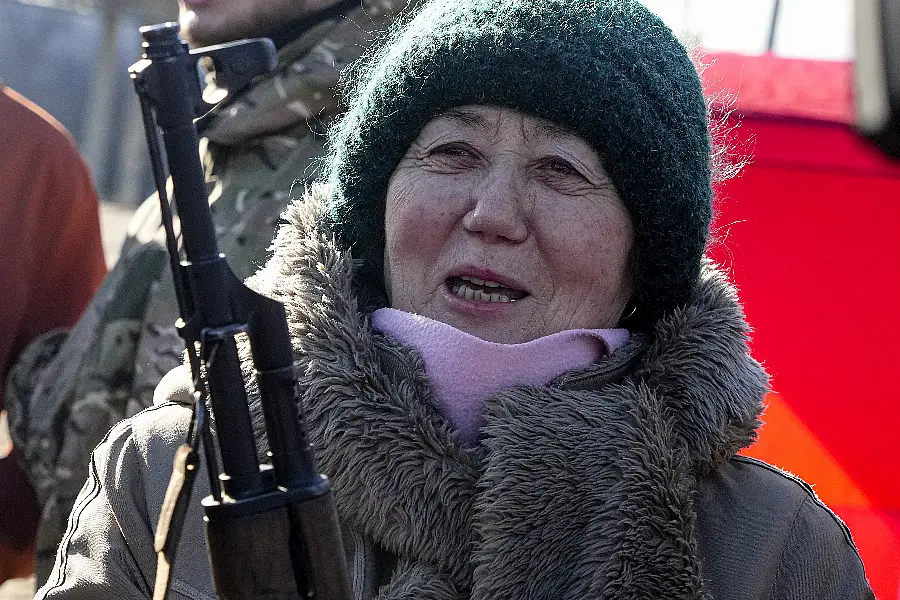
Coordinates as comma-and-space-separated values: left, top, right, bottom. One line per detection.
0, 82, 106, 584
4, 0, 413, 585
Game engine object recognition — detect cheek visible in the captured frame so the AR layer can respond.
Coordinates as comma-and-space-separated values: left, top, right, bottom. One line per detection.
385, 173, 463, 256
542, 204, 635, 295
384, 173, 463, 302
386, 180, 434, 257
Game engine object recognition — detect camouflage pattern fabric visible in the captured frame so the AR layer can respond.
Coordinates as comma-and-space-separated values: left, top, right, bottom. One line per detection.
3, 0, 413, 584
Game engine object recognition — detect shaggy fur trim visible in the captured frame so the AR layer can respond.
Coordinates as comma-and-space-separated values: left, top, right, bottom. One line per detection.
375, 561, 463, 600
475, 383, 707, 599
244, 185, 767, 599
634, 261, 767, 474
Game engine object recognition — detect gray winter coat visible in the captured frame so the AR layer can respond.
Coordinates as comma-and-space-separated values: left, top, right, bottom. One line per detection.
37, 188, 873, 600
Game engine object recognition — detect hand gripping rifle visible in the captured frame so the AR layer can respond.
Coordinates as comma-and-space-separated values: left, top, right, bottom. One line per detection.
129, 23, 352, 600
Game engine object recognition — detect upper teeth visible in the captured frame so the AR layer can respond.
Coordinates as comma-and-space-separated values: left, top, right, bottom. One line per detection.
451, 283, 511, 303
460, 275, 501, 288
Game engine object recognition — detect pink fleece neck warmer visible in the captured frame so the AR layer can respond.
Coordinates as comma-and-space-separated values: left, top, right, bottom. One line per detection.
371, 308, 630, 445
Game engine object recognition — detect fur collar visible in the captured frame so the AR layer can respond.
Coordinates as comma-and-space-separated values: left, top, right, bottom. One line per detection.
245, 185, 768, 599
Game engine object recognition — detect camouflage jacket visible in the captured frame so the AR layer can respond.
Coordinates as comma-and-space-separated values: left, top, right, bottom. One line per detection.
4, 0, 411, 584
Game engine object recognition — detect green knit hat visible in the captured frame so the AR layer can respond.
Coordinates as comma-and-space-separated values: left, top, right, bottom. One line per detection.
325, 0, 712, 330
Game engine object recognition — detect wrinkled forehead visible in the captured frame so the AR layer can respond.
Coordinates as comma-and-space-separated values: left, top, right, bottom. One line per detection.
417, 104, 600, 154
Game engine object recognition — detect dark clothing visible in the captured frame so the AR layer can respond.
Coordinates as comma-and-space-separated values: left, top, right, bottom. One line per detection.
696, 456, 869, 599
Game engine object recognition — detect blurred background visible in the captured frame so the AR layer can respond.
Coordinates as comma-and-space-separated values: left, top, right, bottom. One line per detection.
1, 0, 898, 598
0, 0, 178, 264
0, 0, 176, 201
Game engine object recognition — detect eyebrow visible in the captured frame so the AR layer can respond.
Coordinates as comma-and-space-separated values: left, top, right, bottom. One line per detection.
436, 107, 586, 147
533, 119, 577, 140
427, 107, 606, 181
436, 108, 491, 130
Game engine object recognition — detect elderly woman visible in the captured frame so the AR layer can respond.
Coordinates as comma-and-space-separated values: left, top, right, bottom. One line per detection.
39, 0, 872, 599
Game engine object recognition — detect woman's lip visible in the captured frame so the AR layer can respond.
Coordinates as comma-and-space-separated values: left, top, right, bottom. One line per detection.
446, 266, 529, 294
441, 282, 520, 315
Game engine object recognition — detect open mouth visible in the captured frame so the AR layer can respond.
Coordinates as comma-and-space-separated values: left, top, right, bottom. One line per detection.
446, 275, 529, 303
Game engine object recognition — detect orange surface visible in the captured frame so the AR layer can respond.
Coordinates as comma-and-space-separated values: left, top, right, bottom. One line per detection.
742, 392, 871, 509
742, 394, 899, 597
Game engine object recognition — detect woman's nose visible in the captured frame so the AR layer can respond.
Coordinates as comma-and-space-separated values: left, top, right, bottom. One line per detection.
462, 166, 529, 243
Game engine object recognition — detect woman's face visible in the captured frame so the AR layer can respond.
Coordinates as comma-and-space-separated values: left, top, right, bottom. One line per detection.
384, 105, 635, 344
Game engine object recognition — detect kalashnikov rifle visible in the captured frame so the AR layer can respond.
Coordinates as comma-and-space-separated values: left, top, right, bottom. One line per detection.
129, 23, 352, 600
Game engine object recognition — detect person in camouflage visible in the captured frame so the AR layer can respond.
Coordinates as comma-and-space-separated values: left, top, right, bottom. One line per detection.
4, 0, 413, 585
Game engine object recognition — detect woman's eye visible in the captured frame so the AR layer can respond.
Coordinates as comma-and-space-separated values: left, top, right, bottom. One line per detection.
546, 159, 578, 176
536, 157, 596, 193
539, 158, 587, 181
423, 143, 480, 171
433, 144, 472, 157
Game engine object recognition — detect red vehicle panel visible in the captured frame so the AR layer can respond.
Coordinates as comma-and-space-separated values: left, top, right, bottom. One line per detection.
705, 52, 900, 599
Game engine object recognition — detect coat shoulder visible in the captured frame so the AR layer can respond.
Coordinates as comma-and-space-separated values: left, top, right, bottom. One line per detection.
698, 455, 857, 546
37, 401, 203, 600
694, 455, 872, 600
123, 400, 193, 456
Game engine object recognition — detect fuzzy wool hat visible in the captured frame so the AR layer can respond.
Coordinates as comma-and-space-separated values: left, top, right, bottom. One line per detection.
324, 0, 712, 330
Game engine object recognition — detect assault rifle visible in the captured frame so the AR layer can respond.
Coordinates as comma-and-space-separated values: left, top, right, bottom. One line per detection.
129, 23, 352, 600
